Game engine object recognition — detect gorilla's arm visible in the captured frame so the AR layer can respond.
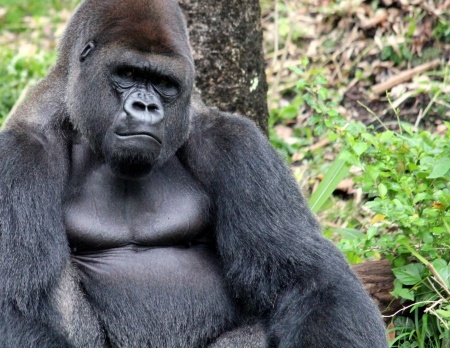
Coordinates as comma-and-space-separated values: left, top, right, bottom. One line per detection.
181, 109, 387, 348
0, 129, 70, 347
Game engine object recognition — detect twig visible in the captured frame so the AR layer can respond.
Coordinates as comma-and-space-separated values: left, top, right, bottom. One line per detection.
428, 309, 450, 330
357, 100, 389, 131
382, 301, 437, 318
414, 109, 424, 130
307, 138, 330, 152
360, 11, 388, 30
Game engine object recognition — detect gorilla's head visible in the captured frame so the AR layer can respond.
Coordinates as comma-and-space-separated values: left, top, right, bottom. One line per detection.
59, 0, 195, 179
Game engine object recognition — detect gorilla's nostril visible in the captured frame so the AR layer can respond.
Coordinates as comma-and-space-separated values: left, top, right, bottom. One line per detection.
148, 104, 158, 112
132, 102, 146, 112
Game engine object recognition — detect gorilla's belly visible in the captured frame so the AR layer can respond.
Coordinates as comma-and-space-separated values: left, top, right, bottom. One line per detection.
71, 245, 237, 347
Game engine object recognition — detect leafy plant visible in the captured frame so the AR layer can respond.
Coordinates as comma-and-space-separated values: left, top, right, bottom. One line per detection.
0, 48, 56, 125
331, 114, 450, 346
324, 100, 450, 346
272, 61, 450, 347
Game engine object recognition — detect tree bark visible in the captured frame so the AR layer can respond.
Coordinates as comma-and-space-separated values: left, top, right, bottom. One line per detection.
178, 0, 269, 134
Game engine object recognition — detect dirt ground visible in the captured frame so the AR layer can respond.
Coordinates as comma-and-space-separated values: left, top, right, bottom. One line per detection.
262, 0, 450, 131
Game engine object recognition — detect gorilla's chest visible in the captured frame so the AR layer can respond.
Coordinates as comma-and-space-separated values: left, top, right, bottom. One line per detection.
62, 143, 236, 346
64, 142, 212, 253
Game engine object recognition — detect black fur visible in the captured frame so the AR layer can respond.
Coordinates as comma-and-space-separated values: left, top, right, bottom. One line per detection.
0, 0, 388, 347
180, 107, 388, 347
0, 129, 71, 347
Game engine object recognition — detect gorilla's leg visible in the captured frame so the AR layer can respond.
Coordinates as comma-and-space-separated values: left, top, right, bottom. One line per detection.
52, 262, 105, 348
208, 323, 268, 348
0, 313, 70, 348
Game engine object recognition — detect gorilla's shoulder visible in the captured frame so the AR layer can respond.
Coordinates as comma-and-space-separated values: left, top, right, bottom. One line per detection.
1, 123, 65, 155
0, 121, 69, 178
179, 102, 268, 182
189, 102, 263, 148
3, 69, 67, 136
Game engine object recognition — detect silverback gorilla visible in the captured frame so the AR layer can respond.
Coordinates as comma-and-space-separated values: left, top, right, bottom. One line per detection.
0, 0, 387, 347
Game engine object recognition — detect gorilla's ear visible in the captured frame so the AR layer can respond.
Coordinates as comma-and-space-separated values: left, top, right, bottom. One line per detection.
80, 41, 95, 62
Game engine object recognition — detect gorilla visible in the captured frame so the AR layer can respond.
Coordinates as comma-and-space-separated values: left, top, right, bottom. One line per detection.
0, 0, 388, 347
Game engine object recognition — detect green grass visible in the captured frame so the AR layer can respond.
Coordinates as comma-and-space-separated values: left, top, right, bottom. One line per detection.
0, 0, 79, 125
0, 0, 79, 30
0, 49, 56, 124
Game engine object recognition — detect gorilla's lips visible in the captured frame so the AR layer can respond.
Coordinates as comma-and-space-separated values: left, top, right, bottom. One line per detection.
114, 132, 162, 145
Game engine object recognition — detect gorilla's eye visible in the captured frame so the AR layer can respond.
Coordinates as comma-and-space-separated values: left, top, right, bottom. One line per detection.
112, 67, 140, 89
157, 77, 170, 87
118, 67, 135, 78
153, 76, 178, 97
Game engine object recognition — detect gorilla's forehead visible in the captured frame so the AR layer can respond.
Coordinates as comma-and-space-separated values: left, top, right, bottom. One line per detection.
104, 46, 192, 77
99, 22, 185, 56
74, 0, 191, 57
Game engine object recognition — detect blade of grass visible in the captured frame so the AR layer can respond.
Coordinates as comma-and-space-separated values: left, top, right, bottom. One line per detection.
309, 158, 349, 213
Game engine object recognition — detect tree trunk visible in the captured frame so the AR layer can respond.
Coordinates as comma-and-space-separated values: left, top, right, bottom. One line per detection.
178, 0, 269, 134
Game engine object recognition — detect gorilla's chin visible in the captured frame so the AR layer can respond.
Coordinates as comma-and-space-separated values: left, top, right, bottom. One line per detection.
102, 133, 161, 179
107, 156, 155, 179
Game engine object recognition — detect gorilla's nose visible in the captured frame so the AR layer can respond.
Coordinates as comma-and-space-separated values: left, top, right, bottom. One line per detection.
123, 92, 164, 126
131, 99, 159, 112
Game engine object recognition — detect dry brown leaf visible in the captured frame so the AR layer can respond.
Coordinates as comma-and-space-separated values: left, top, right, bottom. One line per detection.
336, 178, 355, 193
0, 8, 6, 21
386, 321, 396, 342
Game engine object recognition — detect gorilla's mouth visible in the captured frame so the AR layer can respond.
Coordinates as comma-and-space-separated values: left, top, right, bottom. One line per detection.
114, 132, 162, 145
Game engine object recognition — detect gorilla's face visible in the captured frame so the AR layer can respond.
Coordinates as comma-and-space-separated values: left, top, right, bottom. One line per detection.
101, 46, 182, 179
62, 0, 195, 180
67, 40, 193, 180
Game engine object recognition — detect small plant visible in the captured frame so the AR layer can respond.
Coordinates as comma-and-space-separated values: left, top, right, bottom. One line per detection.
336, 119, 450, 347
0, 48, 56, 125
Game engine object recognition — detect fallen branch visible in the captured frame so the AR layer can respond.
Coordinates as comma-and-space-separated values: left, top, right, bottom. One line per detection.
351, 260, 401, 318
372, 59, 441, 95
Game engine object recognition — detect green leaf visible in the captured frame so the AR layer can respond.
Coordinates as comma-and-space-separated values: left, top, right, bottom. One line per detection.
435, 309, 450, 318
378, 183, 387, 198
309, 158, 350, 213
296, 79, 307, 90
432, 259, 450, 286
333, 228, 364, 240
352, 142, 368, 156
391, 280, 415, 300
313, 75, 327, 85
345, 251, 363, 264
279, 105, 300, 120
413, 192, 428, 204
392, 287, 415, 301
367, 226, 378, 239
392, 263, 426, 285
318, 87, 328, 100
379, 130, 394, 143
290, 66, 304, 75
428, 156, 450, 179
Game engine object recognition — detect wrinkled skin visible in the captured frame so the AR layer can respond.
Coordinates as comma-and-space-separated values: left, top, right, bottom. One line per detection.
0, 0, 388, 347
